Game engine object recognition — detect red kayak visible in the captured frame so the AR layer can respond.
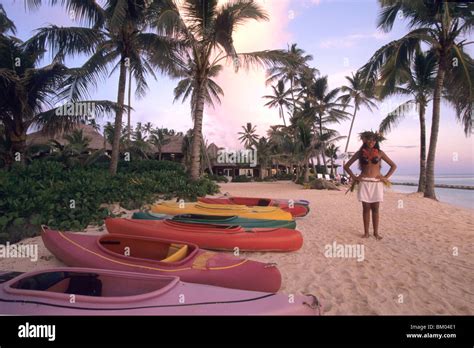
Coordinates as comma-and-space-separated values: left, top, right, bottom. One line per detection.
42, 227, 281, 292
198, 196, 310, 217
105, 218, 303, 252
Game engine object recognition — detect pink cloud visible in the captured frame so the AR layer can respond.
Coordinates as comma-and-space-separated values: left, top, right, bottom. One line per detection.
204, 0, 293, 149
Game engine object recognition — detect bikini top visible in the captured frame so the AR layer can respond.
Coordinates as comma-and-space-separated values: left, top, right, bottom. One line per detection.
360, 148, 380, 165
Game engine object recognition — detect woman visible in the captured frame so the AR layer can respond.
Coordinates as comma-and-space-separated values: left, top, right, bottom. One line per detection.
343, 131, 397, 240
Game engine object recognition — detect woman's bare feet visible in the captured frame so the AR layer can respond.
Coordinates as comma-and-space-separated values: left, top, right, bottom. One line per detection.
374, 233, 383, 240
362, 233, 370, 238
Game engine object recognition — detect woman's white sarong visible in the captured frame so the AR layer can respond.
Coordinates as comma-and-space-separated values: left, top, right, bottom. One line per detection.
357, 177, 384, 203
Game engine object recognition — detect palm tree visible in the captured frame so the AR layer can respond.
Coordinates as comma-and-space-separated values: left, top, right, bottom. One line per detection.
338, 71, 378, 173
263, 79, 292, 126
266, 43, 315, 112
238, 123, 259, 149
255, 137, 271, 179
378, 50, 436, 193
307, 76, 351, 174
359, 0, 473, 199
153, 0, 297, 181
325, 143, 340, 177
26, 0, 177, 175
0, 6, 118, 166
149, 127, 171, 160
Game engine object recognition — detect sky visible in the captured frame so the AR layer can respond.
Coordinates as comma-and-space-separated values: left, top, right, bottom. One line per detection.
3, 0, 473, 175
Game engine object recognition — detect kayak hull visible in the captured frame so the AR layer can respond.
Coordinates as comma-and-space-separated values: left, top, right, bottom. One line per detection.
0, 268, 321, 315
105, 218, 303, 252
42, 228, 281, 293
199, 196, 310, 217
131, 211, 297, 229
151, 202, 293, 221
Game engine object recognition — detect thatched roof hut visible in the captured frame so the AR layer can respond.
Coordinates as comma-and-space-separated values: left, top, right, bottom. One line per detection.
27, 123, 111, 150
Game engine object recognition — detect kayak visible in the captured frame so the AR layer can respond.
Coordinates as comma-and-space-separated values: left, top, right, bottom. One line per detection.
131, 211, 297, 229
151, 202, 293, 221
105, 218, 303, 252
0, 268, 322, 315
41, 227, 281, 292
199, 196, 310, 217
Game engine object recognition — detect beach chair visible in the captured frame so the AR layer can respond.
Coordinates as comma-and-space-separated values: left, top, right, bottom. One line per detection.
317, 173, 323, 179
324, 174, 331, 180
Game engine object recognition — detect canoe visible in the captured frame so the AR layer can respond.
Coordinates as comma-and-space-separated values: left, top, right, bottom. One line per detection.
151, 201, 293, 221
199, 196, 310, 217
131, 211, 297, 229
0, 268, 322, 315
41, 227, 281, 292
105, 218, 303, 252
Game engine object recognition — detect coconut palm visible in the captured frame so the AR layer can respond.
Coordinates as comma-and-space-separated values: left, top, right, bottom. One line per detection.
238, 123, 259, 149
338, 71, 378, 173
26, 0, 178, 175
359, 0, 474, 199
325, 143, 340, 177
149, 127, 171, 160
263, 79, 292, 126
152, 0, 297, 180
378, 50, 437, 193
306, 76, 351, 174
266, 43, 315, 112
0, 6, 119, 167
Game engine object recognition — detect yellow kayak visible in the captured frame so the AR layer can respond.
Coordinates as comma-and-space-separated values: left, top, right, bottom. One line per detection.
151, 202, 293, 221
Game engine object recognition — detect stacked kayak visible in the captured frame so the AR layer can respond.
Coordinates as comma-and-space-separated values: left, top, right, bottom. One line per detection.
151, 201, 293, 221
105, 218, 303, 252
42, 227, 281, 292
199, 196, 310, 217
132, 211, 297, 229
0, 268, 321, 315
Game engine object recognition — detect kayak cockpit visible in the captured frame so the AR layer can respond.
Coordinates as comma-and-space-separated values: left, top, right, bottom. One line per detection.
98, 235, 194, 263
7, 270, 178, 298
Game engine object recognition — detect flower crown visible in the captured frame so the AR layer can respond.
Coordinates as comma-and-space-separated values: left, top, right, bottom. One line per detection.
359, 130, 386, 142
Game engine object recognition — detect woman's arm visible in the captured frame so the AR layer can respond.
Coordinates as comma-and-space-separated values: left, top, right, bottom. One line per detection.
380, 151, 397, 178
343, 151, 360, 181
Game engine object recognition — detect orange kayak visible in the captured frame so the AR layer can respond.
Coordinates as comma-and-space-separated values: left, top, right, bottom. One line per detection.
105, 218, 303, 252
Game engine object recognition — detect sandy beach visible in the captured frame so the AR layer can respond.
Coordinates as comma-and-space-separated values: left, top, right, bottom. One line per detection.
1, 181, 473, 315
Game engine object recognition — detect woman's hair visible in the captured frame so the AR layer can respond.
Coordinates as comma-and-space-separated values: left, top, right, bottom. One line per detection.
358, 140, 382, 170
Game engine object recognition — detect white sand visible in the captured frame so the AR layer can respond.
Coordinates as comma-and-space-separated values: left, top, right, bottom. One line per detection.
1, 182, 473, 315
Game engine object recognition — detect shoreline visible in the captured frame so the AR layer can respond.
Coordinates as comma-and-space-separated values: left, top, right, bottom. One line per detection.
391, 182, 474, 190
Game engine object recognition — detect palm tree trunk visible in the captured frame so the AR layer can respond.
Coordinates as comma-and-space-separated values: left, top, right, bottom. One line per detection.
417, 102, 427, 193
319, 119, 328, 174
279, 105, 286, 126
290, 78, 296, 115
109, 57, 127, 175
190, 83, 205, 181
127, 68, 132, 141
424, 61, 447, 200
342, 107, 358, 175
9, 125, 27, 165
304, 159, 309, 183
310, 157, 316, 175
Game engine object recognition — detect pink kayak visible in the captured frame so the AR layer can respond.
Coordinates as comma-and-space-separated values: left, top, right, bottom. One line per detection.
0, 268, 322, 315
41, 227, 281, 293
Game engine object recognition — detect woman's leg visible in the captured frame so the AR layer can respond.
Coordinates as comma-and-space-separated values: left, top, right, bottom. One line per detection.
370, 202, 382, 240
362, 202, 371, 238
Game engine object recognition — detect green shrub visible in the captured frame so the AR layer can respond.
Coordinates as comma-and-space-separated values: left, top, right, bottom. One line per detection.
273, 172, 295, 181
206, 174, 229, 183
0, 159, 218, 242
232, 175, 252, 182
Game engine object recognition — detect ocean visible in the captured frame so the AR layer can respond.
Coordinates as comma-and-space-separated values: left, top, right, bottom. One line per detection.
389, 174, 474, 210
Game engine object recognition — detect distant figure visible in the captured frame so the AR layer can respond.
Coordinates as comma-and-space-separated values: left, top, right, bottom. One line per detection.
340, 175, 348, 185
343, 131, 397, 240
336, 173, 341, 182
